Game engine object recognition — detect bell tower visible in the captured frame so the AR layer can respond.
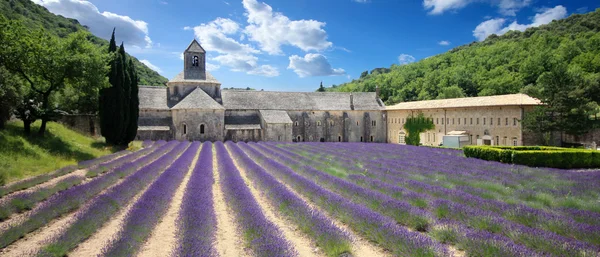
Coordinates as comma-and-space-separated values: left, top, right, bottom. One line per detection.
183, 39, 206, 80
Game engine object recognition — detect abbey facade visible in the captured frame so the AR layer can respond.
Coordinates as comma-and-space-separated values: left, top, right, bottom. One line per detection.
136, 40, 387, 143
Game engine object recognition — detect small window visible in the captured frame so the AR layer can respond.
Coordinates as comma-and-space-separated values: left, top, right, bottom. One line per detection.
192, 56, 199, 67
496, 136, 499, 145
338, 135, 342, 142
360, 136, 363, 142
441, 118, 444, 125
317, 121, 321, 126
433, 133, 436, 142
446, 118, 449, 124
452, 118, 455, 125
278, 135, 282, 141
503, 136, 507, 145
506, 118, 508, 126
490, 118, 493, 125
372, 120, 377, 126
356, 121, 359, 126
477, 118, 479, 125
470, 118, 473, 125
320, 138, 325, 142
458, 118, 460, 125
497, 118, 500, 126
436, 118, 439, 124
297, 135, 302, 142
370, 136, 374, 142
470, 135, 473, 144
464, 118, 466, 125
513, 137, 518, 146
483, 118, 486, 125
294, 121, 299, 126
513, 118, 517, 126
183, 124, 187, 135
200, 124, 205, 134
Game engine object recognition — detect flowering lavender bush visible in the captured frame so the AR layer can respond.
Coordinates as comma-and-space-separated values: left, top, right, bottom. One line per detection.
0, 165, 78, 197
101, 142, 198, 256
174, 142, 217, 257
215, 142, 296, 257
228, 142, 351, 257
0, 141, 179, 249
38, 141, 190, 257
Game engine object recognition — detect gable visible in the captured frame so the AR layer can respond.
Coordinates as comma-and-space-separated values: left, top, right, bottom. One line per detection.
185, 39, 205, 53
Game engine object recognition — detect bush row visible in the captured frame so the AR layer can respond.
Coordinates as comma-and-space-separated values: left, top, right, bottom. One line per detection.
463, 146, 600, 169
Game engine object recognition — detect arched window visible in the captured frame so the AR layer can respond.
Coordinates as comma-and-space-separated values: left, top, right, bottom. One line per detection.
278, 135, 282, 141
360, 136, 363, 142
294, 121, 299, 126
297, 135, 301, 142
320, 138, 325, 142
317, 121, 321, 126
356, 121, 359, 126
183, 124, 187, 135
200, 124, 205, 134
338, 135, 342, 142
192, 56, 199, 67
370, 135, 374, 142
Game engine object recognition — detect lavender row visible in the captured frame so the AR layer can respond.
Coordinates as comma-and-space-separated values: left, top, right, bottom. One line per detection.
299, 143, 600, 228
215, 142, 296, 257
259, 143, 588, 256
274, 144, 600, 254
85, 140, 167, 178
77, 149, 131, 169
141, 140, 154, 148
243, 143, 449, 257
0, 174, 84, 221
228, 142, 351, 257
174, 142, 217, 257
0, 165, 78, 198
102, 142, 198, 256
0, 141, 179, 249
37, 141, 190, 256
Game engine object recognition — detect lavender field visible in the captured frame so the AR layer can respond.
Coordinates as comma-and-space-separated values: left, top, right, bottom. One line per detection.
0, 141, 598, 257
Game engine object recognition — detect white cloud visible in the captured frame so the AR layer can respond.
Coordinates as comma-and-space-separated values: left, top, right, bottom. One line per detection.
32, 0, 152, 48
438, 40, 451, 45
192, 18, 258, 55
242, 0, 332, 55
423, 0, 531, 16
473, 5, 567, 41
213, 53, 279, 77
398, 54, 416, 65
183, 26, 192, 30
140, 59, 162, 73
248, 65, 279, 77
206, 62, 220, 71
287, 54, 345, 78
353, 0, 371, 3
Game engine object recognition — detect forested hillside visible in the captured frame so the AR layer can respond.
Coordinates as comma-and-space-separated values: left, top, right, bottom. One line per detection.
330, 9, 600, 106
0, 0, 168, 86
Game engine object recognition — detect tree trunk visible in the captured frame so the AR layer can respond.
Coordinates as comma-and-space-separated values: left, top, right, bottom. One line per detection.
38, 118, 47, 136
24, 120, 31, 135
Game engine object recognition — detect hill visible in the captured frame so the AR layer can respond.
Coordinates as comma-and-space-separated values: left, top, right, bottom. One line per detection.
0, 121, 116, 184
0, 0, 168, 86
330, 9, 600, 105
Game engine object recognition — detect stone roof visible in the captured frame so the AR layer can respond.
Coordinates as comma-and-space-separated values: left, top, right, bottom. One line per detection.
225, 124, 261, 130
259, 110, 292, 124
185, 39, 205, 53
139, 86, 169, 110
138, 126, 170, 131
221, 91, 384, 111
386, 93, 542, 110
168, 71, 220, 84
171, 87, 225, 110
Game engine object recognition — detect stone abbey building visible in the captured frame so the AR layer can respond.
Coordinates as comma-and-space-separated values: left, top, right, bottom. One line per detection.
136, 40, 387, 142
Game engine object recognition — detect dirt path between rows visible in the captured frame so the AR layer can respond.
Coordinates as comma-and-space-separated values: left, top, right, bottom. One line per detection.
212, 145, 250, 257
136, 145, 201, 257
0, 169, 88, 206
226, 145, 321, 257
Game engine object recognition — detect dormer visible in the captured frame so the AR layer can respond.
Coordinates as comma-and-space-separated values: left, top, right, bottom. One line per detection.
183, 39, 206, 80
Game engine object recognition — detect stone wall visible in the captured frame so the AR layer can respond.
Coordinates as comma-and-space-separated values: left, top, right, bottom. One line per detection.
287, 110, 386, 143
225, 129, 261, 142
58, 115, 100, 137
563, 128, 600, 148
172, 109, 224, 141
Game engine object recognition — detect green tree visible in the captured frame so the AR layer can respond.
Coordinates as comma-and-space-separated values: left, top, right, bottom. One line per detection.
0, 67, 25, 129
436, 85, 465, 99
0, 17, 108, 136
317, 82, 326, 92
124, 58, 139, 143
403, 113, 435, 146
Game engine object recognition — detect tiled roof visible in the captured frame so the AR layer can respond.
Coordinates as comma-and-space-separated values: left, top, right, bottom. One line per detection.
386, 94, 542, 110
225, 124, 261, 130
171, 87, 225, 110
139, 86, 169, 110
259, 110, 292, 124
221, 91, 385, 111
168, 71, 220, 84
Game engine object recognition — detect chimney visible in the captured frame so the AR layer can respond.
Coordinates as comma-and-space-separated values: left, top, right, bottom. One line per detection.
375, 85, 380, 99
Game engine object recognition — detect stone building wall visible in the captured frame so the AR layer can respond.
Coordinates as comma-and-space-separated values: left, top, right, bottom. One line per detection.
262, 123, 292, 142
287, 110, 386, 143
387, 106, 531, 146
225, 129, 261, 142
57, 115, 100, 137
172, 109, 224, 141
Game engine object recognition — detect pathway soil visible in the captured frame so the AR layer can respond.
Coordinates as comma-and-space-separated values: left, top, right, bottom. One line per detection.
0, 169, 87, 206
212, 145, 250, 257
226, 144, 321, 257
136, 145, 201, 257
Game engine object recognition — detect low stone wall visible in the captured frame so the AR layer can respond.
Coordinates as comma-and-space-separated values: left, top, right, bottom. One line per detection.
58, 115, 100, 137
563, 128, 600, 149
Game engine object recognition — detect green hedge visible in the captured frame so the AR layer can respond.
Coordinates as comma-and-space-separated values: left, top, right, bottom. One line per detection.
463, 146, 600, 169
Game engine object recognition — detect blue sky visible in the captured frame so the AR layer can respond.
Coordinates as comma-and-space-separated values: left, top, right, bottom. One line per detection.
33, 0, 598, 91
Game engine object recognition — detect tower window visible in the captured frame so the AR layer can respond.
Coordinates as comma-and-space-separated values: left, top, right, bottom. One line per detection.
200, 124, 205, 134
192, 56, 199, 67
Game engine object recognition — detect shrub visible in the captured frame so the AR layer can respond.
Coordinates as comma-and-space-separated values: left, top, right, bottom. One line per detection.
464, 146, 598, 169
0, 170, 6, 186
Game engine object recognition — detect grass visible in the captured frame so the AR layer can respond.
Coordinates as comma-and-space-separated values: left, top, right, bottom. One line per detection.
0, 121, 117, 184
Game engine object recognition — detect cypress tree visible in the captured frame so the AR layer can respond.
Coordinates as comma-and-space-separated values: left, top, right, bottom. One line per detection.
100, 29, 118, 144
117, 43, 131, 145
124, 58, 139, 143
